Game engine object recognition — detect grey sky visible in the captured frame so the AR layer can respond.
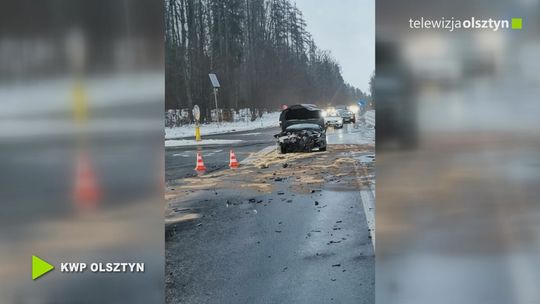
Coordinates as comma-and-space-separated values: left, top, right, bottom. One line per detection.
293, 0, 374, 93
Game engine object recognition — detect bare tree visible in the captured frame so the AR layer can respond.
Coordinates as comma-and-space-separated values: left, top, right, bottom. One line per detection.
165, 0, 368, 122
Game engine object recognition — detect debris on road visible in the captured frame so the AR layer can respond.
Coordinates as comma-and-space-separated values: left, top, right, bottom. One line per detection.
165, 100, 375, 304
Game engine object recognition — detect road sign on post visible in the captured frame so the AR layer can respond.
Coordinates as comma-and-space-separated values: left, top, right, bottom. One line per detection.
208, 73, 221, 124
193, 105, 201, 121
208, 74, 220, 88
193, 105, 201, 141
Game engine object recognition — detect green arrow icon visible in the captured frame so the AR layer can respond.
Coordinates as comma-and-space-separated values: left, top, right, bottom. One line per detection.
32, 255, 54, 280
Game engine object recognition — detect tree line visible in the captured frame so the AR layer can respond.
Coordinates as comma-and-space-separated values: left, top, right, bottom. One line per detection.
165, 0, 369, 122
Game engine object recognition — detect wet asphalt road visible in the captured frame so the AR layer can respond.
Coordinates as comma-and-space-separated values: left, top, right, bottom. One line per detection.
1, 129, 164, 303
165, 123, 372, 181
165, 127, 280, 181
165, 122, 375, 304
1, 133, 159, 228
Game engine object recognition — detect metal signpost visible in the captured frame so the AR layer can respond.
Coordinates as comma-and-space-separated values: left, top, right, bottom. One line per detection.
359, 99, 366, 112
208, 73, 221, 124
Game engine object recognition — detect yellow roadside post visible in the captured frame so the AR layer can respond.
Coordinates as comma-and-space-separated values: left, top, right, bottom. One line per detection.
193, 105, 201, 141
72, 79, 88, 123
195, 123, 201, 141
67, 30, 88, 125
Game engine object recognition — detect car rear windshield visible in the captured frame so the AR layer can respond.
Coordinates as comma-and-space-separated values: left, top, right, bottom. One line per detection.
284, 108, 321, 120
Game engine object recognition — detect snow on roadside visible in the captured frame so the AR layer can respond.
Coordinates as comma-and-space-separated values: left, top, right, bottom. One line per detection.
165, 139, 243, 147
0, 72, 163, 118
364, 110, 375, 127
359, 125, 375, 145
165, 112, 280, 139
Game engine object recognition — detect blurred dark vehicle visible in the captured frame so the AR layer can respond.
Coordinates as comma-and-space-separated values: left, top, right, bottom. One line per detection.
337, 109, 356, 123
275, 104, 327, 153
376, 39, 418, 149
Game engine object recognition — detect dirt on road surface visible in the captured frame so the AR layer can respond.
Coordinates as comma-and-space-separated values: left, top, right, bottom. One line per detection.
166, 144, 375, 213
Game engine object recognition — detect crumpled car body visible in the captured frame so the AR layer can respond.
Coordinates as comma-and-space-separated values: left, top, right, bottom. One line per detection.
275, 104, 327, 153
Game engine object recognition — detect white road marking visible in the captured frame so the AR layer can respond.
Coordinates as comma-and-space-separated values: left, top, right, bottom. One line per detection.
240, 145, 276, 165
172, 153, 190, 157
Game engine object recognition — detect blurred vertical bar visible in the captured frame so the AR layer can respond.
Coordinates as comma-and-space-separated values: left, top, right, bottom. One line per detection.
377, 0, 540, 304
0, 0, 164, 303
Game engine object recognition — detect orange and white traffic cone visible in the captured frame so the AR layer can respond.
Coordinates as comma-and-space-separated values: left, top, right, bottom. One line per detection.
229, 149, 239, 168
194, 152, 207, 171
73, 151, 101, 209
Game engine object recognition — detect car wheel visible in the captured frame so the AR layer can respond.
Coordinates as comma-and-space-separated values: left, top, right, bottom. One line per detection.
280, 145, 287, 154
319, 146, 327, 152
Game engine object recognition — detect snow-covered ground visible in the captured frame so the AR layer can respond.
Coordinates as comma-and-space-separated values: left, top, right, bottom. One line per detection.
0, 72, 163, 119
165, 112, 280, 139
0, 118, 160, 139
165, 139, 242, 147
0, 72, 163, 139
326, 122, 375, 145
364, 110, 375, 127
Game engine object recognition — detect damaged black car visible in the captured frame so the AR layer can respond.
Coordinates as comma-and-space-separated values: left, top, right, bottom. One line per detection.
275, 104, 327, 154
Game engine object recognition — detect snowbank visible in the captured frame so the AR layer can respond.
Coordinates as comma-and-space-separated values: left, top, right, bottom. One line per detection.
165, 112, 280, 139
364, 110, 375, 127
0, 72, 163, 119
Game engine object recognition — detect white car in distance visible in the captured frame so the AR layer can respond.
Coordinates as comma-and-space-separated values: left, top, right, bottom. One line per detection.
324, 112, 344, 129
